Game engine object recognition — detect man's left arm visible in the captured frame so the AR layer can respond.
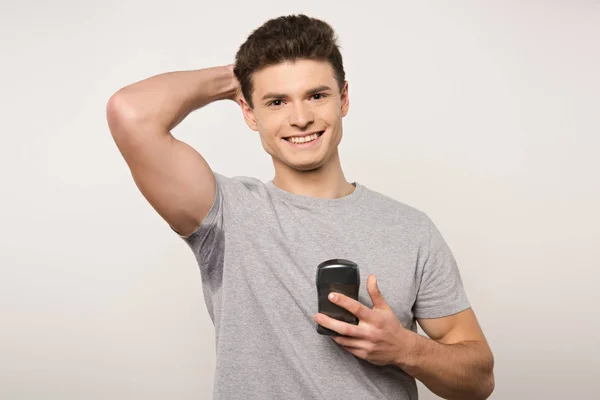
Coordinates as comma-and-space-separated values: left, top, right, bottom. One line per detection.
314, 275, 495, 400
401, 308, 495, 400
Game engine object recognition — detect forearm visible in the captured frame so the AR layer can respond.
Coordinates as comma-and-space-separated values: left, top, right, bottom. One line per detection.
398, 334, 495, 400
109, 65, 238, 131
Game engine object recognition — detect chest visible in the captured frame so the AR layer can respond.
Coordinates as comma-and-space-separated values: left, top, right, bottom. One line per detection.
224, 205, 421, 328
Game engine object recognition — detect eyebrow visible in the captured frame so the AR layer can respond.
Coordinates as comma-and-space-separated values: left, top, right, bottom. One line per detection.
261, 85, 333, 101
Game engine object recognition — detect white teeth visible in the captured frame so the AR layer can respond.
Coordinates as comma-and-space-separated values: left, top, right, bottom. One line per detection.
287, 132, 321, 144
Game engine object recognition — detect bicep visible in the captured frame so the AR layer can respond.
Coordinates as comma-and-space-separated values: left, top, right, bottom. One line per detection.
130, 135, 216, 237
108, 100, 215, 237
417, 308, 486, 345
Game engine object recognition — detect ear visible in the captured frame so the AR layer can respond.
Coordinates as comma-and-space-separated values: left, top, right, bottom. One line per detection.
340, 81, 349, 117
239, 96, 259, 131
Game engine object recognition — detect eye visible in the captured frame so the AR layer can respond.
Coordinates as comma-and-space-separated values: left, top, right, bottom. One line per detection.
267, 99, 284, 107
311, 93, 327, 100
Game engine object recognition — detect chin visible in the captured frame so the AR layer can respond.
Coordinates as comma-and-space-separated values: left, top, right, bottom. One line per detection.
286, 154, 329, 172
291, 163, 323, 172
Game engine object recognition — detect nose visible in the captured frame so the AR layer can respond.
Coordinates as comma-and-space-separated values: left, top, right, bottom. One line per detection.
288, 102, 314, 129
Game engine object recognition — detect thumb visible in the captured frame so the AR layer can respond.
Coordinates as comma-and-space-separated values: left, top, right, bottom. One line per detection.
368, 274, 391, 310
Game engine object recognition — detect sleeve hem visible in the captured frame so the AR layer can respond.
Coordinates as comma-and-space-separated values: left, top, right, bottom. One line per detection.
413, 299, 471, 319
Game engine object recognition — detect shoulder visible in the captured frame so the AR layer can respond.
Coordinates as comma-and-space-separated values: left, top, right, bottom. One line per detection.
361, 185, 430, 226
215, 172, 263, 190
357, 184, 437, 247
213, 173, 271, 202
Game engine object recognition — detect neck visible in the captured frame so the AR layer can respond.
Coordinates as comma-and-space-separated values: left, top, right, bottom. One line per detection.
271, 151, 355, 199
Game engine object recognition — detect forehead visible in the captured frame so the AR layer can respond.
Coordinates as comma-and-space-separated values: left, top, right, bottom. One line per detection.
251, 59, 336, 98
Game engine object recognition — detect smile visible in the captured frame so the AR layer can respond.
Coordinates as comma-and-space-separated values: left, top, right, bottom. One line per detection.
283, 131, 324, 145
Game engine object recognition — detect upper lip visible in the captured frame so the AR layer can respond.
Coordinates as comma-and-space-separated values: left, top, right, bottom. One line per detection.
283, 130, 324, 139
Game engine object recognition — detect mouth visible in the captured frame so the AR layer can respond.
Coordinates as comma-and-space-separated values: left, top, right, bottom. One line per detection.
282, 131, 325, 146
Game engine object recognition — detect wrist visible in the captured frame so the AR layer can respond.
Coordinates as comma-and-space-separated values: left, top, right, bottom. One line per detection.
222, 65, 241, 103
206, 65, 239, 103
394, 330, 422, 371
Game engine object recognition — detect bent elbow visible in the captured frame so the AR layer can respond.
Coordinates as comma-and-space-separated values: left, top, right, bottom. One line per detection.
106, 91, 140, 129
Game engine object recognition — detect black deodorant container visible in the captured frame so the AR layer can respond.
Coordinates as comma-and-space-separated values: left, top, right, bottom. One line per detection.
316, 259, 360, 335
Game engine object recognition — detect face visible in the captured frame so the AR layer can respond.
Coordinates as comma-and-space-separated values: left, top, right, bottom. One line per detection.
240, 59, 349, 172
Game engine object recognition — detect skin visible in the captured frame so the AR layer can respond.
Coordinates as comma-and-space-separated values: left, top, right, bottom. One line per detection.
107, 58, 494, 399
237, 60, 494, 399
315, 274, 495, 400
237, 59, 356, 200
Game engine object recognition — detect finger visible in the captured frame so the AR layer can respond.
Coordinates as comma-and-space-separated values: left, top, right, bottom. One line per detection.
341, 345, 367, 360
328, 292, 373, 322
315, 313, 366, 338
333, 335, 370, 349
367, 274, 391, 310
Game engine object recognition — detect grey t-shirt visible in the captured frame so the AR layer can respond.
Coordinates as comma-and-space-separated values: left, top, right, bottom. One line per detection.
177, 172, 471, 400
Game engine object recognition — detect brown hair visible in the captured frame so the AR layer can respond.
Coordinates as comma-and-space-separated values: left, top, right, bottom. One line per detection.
233, 14, 345, 108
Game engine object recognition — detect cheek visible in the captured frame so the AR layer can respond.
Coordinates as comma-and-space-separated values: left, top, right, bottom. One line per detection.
256, 113, 285, 138
320, 103, 341, 123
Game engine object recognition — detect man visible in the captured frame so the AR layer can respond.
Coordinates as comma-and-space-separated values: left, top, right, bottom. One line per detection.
106, 14, 494, 400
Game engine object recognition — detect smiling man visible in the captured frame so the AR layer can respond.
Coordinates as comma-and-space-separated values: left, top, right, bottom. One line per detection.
106, 14, 494, 400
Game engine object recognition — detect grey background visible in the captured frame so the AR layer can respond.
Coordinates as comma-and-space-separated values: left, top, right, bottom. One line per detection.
1, 1, 599, 399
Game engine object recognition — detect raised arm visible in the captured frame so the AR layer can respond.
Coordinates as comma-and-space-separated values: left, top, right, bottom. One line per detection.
106, 65, 240, 236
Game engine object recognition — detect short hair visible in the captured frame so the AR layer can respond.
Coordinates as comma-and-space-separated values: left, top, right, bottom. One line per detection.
234, 14, 345, 108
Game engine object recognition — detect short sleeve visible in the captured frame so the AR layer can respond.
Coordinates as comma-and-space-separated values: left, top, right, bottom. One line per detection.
171, 172, 228, 269
171, 172, 261, 269
413, 215, 471, 319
